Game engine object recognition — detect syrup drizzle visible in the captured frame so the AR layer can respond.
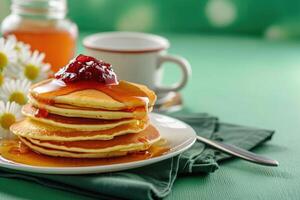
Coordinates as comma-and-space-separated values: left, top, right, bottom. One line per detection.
30, 79, 151, 109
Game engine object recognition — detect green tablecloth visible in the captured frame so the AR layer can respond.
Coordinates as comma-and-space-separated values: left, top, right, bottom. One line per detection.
0, 33, 299, 200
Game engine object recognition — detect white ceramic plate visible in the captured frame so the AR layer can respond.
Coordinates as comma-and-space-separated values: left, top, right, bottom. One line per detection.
0, 113, 196, 174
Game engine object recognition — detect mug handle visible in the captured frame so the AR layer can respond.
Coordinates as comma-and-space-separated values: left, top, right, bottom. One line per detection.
156, 54, 191, 93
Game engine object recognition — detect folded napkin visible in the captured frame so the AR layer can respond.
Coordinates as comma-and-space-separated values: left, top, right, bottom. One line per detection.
0, 113, 274, 200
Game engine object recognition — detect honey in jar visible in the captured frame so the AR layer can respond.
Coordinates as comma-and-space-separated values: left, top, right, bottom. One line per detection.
1, 0, 78, 72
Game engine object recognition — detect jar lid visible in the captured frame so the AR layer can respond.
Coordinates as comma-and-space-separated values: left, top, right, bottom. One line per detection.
11, 0, 67, 19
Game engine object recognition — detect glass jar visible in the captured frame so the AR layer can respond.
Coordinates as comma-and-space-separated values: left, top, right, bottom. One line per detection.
1, 0, 78, 72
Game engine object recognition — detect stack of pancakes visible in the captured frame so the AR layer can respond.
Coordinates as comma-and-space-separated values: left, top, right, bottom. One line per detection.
10, 79, 160, 158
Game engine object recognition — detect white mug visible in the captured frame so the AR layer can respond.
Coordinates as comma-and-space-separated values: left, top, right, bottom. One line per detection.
83, 32, 191, 94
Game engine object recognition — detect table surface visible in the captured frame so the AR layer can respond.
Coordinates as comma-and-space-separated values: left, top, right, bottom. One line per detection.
1, 32, 300, 200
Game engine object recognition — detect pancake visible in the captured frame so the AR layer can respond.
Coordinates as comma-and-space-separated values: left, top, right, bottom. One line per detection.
18, 125, 160, 158
22, 104, 146, 131
11, 118, 149, 141
25, 125, 160, 153
29, 95, 147, 119
30, 79, 156, 110
19, 137, 130, 158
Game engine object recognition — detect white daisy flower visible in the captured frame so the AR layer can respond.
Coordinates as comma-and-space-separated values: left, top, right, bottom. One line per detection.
17, 45, 31, 65
2, 63, 21, 80
17, 50, 51, 83
0, 79, 31, 105
0, 37, 17, 72
6, 35, 30, 54
0, 101, 22, 139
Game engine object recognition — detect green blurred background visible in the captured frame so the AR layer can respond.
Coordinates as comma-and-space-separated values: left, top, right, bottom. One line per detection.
1, 0, 300, 39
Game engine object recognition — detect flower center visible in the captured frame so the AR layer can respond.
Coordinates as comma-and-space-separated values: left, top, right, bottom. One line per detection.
14, 45, 21, 52
9, 92, 27, 105
0, 113, 16, 130
0, 51, 8, 71
25, 64, 40, 80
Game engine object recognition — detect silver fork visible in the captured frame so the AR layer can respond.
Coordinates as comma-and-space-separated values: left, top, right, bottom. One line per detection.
197, 135, 279, 167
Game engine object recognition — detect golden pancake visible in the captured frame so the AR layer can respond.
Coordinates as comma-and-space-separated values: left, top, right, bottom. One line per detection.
25, 125, 160, 153
11, 118, 148, 141
22, 104, 145, 131
19, 137, 130, 158
30, 79, 156, 110
19, 125, 160, 158
29, 95, 147, 119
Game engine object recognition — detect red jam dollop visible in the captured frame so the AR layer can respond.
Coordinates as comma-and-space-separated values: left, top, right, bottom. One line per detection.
55, 54, 118, 84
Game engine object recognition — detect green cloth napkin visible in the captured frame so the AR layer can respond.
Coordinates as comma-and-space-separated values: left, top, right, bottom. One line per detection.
0, 113, 274, 200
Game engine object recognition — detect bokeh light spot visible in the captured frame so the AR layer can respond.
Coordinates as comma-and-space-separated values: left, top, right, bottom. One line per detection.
116, 5, 154, 31
205, 0, 237, 27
